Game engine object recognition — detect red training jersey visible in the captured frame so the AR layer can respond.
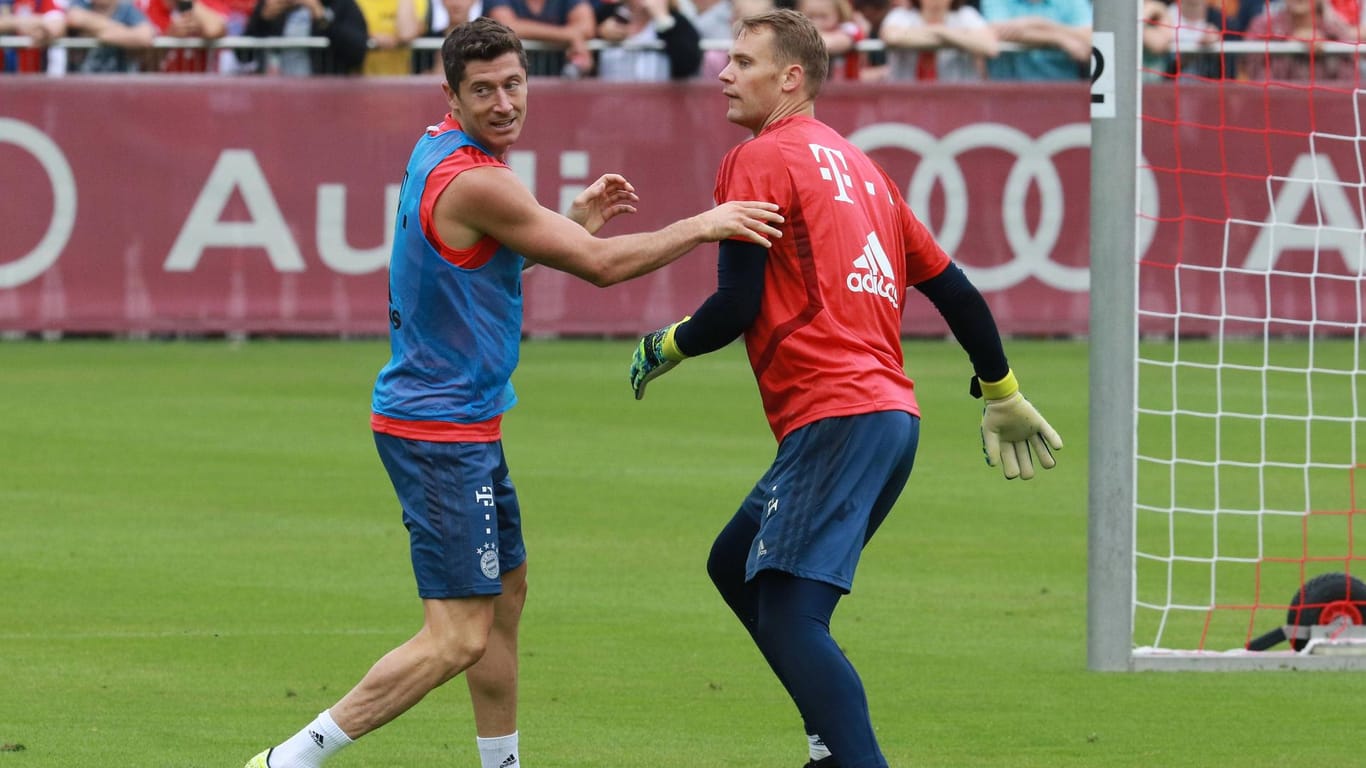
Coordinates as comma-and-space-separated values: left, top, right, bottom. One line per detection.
714, 114, 950, 442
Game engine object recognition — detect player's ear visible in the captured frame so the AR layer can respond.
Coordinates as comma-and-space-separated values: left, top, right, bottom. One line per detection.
783, 64, 804, 94
442, 80, 464, 119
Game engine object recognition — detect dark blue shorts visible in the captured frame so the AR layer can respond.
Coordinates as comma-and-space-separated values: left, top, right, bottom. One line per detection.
738, 411, 919, 592
373, 433, 527, 599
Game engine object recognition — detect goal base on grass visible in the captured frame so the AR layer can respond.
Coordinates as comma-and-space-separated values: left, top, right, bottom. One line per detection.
1132, 627, 1366, 671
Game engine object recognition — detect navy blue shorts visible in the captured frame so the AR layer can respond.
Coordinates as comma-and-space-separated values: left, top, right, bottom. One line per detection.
373, 433, 527, 600
737, 411, 919, 592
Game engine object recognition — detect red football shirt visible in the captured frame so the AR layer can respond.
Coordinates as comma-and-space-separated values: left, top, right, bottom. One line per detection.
714, 114, 950, 441
140, 0, 232, 71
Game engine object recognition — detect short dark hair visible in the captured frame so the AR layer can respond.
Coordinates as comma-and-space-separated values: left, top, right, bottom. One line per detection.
441, 17, 528, 93
736, 8, 828, 98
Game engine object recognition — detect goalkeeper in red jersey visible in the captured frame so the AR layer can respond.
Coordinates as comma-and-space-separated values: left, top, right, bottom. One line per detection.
627, 9, 1063, 768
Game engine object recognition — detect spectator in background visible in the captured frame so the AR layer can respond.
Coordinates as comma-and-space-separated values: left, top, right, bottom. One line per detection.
1141, 0, 1172, 80
1241, 0, 1356, 80
243, 0, 368, 73
693, 0, 731, 41
1143, 0, 1228, 80
357, 0, 424, 74
1217, 0, 1276, 36
595, 0, 702, 80
417, 0, 480, 73
0, 0, 66, 73
143, 0, 231, 71
979, 0, 1090, 80
483, 0, 596, 76
881, 0, 996, 81
700, 0, 772, 78
850, 0, 892, 79
217, 0, 257, 70
62, 0, 156, 72
796, 0, 863, 80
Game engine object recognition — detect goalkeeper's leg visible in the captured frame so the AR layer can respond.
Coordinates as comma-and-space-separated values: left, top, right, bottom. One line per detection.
753, 573, 886, 768
709, 412, 918, 767
709, 508, 837, 766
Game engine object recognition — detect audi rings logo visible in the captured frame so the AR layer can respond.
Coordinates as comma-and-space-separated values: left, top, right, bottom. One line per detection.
0, 118, 77, 290
847, 122, 1090, 292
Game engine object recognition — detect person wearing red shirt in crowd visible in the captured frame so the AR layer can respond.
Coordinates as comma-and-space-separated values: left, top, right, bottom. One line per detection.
628, 9, 1062, 768
140, 0, 230, 70
0, 0, 66, 73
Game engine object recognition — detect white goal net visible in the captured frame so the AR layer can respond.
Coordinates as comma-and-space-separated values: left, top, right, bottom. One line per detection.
1090, 3, 1366, 670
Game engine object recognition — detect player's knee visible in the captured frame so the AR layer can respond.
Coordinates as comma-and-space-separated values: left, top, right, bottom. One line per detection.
706, 539, 741, 592
423, 629, 489, 680
705, 549, 725, 589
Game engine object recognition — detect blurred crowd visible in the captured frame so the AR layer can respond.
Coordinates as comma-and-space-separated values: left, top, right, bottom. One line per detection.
3, 0, 1352, 83
0, 0, 1097, 78
1142, 0, 1366, 81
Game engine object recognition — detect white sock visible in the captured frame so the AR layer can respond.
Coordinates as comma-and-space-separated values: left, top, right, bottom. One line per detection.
269, 710, 354, 768
808, 733, 832, 761
476, 731, 520, 768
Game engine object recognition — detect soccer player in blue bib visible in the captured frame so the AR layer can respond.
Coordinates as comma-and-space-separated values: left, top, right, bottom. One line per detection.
242, 18, 783, 768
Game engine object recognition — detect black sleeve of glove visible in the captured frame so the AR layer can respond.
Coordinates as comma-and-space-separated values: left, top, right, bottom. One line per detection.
672, 239, 767, 356
913, 262, 1010, 382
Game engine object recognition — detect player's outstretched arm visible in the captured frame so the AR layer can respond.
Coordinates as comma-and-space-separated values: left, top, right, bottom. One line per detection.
444, 166, 782, 287
974, 370, 1063, 480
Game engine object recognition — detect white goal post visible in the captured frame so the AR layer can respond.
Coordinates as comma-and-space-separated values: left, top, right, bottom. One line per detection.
1088, 2, 1366, 671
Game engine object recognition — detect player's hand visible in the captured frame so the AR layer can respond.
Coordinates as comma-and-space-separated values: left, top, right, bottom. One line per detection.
976, 370, 1063, 480
630, 317, 689, 400
567, 173, 639, 234
694, 201, 783, 247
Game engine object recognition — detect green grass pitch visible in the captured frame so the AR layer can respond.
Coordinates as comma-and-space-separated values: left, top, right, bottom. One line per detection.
1, 338, 1361, 767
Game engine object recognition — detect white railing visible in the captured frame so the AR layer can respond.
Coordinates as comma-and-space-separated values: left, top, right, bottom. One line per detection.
0, 35, 1356, 66
1, 36, 1360, 52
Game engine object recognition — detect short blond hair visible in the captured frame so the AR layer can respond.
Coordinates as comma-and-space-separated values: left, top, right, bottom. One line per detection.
736, 8, 829, 97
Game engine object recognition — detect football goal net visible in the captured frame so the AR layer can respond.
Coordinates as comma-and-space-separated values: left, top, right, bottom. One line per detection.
1089, 1, 1366, 671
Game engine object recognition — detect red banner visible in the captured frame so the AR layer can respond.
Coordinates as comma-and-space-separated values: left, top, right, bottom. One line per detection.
3, 78, 1092, 336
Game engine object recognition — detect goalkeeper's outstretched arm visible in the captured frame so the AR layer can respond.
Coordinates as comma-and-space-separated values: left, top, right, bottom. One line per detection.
913, 263, 1064, 479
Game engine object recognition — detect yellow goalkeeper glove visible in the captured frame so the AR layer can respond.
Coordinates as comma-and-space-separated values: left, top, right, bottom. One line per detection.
630, 317, 690, 400
975, 370, 1063, 480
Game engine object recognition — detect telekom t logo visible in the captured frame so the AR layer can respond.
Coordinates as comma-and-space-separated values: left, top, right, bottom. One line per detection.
810, 143, 878, 204
810, 143, 855, 203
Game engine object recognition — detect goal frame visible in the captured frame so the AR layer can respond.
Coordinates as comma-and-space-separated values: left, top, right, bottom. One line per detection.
1086, 3, 1366, 672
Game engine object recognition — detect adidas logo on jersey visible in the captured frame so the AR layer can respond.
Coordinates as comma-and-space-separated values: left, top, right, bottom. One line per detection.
846, 232, 898, 308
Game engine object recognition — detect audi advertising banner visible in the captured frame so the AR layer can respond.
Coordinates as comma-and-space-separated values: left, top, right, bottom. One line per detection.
3, 78, 1092, 337
2, 79, 1344, 337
